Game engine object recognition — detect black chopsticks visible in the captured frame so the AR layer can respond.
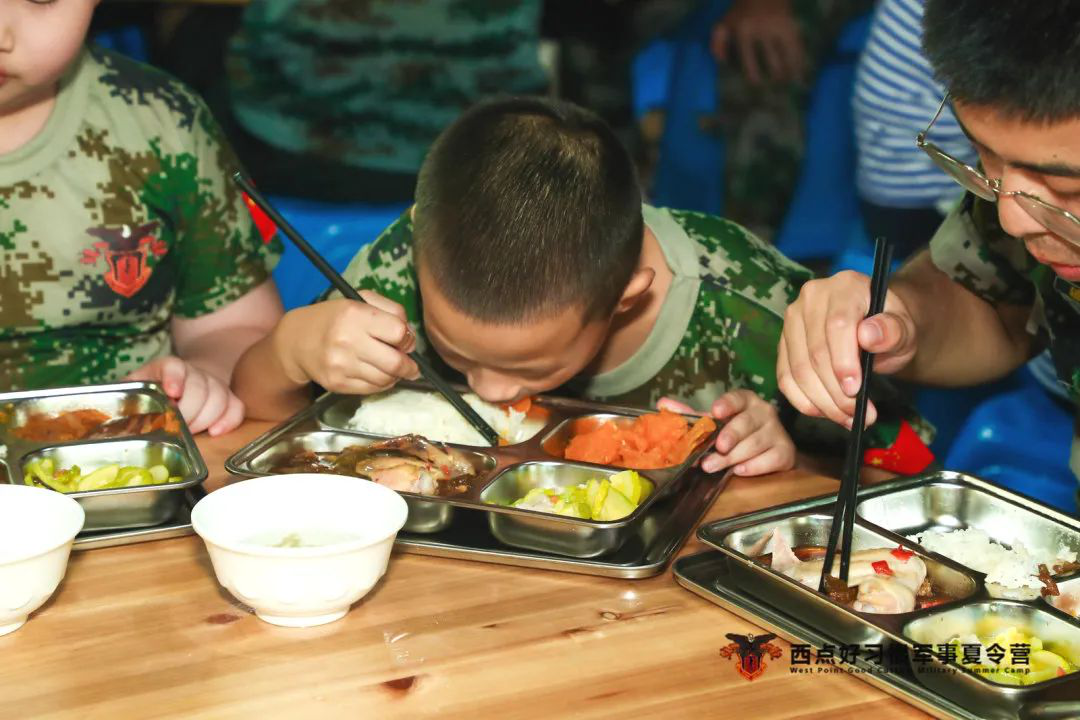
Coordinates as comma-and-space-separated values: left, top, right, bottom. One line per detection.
819, 236, 894, 592
233, 172, 502, 447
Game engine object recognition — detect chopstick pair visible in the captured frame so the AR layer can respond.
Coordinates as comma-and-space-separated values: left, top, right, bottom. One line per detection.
232, 173, 502, 448
819, 237, 895, 592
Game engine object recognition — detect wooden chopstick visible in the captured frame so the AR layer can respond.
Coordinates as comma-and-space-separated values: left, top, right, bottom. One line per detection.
233, 172, 502, 447
819, 237, 894, 592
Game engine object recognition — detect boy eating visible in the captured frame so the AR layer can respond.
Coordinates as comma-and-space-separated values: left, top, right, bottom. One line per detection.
235, 97, 928, 476
0, 0, 283, 435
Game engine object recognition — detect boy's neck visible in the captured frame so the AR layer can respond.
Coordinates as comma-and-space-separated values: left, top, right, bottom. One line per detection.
0, 84, 59, 156
587, 225, 674, 374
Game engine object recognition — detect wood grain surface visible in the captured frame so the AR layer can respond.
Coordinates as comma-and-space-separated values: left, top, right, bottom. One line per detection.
0, 422, 931, 719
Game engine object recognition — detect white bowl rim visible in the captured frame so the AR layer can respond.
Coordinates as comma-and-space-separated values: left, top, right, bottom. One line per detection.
0, 484, 85, 565
191, 473, 409, 557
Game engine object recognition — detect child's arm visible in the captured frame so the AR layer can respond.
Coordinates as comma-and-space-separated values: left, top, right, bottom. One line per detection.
233, 291, 419, 421
126, 280, 283, 435
658, 391, 796, 477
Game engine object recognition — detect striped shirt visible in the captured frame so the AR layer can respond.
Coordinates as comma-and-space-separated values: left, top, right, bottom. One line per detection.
853, 0, 977, 207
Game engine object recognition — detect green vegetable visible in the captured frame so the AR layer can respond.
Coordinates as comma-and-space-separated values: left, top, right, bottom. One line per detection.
117, 466, 153, 487
80, 464, 120, 490
552, 498, 591, 518
948, 628, 1075, 686
22, 460, 182, 493
24, 458, 72, 492
513, 487, 558, 508
503, 471, 651, 521
595, 485, 637, 521
611, 470, 651, 504
585, 478, 603, 508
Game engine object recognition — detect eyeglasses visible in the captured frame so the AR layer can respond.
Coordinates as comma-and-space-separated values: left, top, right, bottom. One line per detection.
917, 94, 1080, 246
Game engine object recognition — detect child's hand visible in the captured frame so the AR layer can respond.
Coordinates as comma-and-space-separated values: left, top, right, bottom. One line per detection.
657, 390, 795, 477
276, 292, 420, 395
126, 356, 245, 436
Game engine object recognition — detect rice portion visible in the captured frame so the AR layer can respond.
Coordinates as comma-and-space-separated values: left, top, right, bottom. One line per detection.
345, 389, 540, 445
912, 527, 1077, 590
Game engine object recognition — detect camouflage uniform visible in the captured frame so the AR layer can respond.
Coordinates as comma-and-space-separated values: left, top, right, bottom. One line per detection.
226, 0, 547, 175
930, 194, 1080, 480
0, 47, 282, 391
332, 205, 926, 459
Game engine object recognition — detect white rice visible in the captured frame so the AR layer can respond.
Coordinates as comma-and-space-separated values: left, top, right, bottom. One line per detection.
345, 389, 541, 445
912, 527, 1077, 591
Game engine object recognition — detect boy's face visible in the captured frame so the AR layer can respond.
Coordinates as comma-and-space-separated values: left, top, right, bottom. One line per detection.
417, 264, 614, 405
955, 102, 1080, 281
0, 0, 96, 114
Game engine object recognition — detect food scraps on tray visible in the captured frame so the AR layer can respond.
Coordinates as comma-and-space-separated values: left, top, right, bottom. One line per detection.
563, 410, 716, 470
762, 529, 953, 613
269, 434, 478, 495
10, 409, 180, 442
911, 527, 1080, 600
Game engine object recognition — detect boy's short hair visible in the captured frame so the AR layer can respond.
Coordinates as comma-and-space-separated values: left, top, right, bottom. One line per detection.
924, 0, 1080, 122
413, 96, 643, 323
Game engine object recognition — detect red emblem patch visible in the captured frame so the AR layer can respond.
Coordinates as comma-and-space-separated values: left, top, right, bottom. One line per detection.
82, 222, 166, 298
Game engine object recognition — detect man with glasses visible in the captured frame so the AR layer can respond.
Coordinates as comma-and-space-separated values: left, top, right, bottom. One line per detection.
776, 0, 1080, 486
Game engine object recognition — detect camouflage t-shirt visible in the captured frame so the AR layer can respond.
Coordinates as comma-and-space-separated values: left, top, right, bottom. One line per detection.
336, 205, 811, 411
0, 47, 282, 391
227, 0, 547, 174
929, 194, 1080, 476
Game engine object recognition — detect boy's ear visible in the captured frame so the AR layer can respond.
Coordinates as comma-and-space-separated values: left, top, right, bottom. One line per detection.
613, 268, 655, 314
409, 204, 416, 222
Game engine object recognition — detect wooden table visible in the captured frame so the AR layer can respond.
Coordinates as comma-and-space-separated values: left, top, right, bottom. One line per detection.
0, 423, 931, 719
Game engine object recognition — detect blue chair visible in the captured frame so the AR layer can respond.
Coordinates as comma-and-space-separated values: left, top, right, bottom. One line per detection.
633, 7, 873, 246
945, 366, 1076, 513
268, 198, 409, 310
90, 26, 150, 62
773, 14, 871, 263
631, 1, 731, 214
631, 41, 677, 121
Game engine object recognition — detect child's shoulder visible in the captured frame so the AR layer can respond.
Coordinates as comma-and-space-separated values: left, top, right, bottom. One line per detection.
655, 206, 813, 305
83, 46, 213, 141
339, 208, 417, 292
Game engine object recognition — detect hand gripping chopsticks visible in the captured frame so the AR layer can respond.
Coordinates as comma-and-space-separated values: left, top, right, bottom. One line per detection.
819, 236, 895, 592
233, 172, 502, 447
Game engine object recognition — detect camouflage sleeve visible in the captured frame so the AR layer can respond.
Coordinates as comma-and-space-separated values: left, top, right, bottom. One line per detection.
684, 210, 811, 402
720, 291, 788, 403
928, 194, 1038, 307
171, 98, 283, 318
333, 210, 423, 327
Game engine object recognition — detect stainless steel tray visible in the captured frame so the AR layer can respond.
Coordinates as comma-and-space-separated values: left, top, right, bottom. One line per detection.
395, 466, 729, 578
226, 383, 721, 558
696, 471, 1080, 720
72, 471, 725, 579
673, 551, 978, 720
0, 382, 208, 531
73, 486, 206, 550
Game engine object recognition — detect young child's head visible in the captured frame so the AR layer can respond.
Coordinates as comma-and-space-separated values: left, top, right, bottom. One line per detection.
0, 0, 96, 116
412, 97, 651, 403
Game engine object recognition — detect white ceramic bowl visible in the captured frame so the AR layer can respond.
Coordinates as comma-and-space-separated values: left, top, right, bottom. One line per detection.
0, 485, 86, 636
191, 474, 409, 628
